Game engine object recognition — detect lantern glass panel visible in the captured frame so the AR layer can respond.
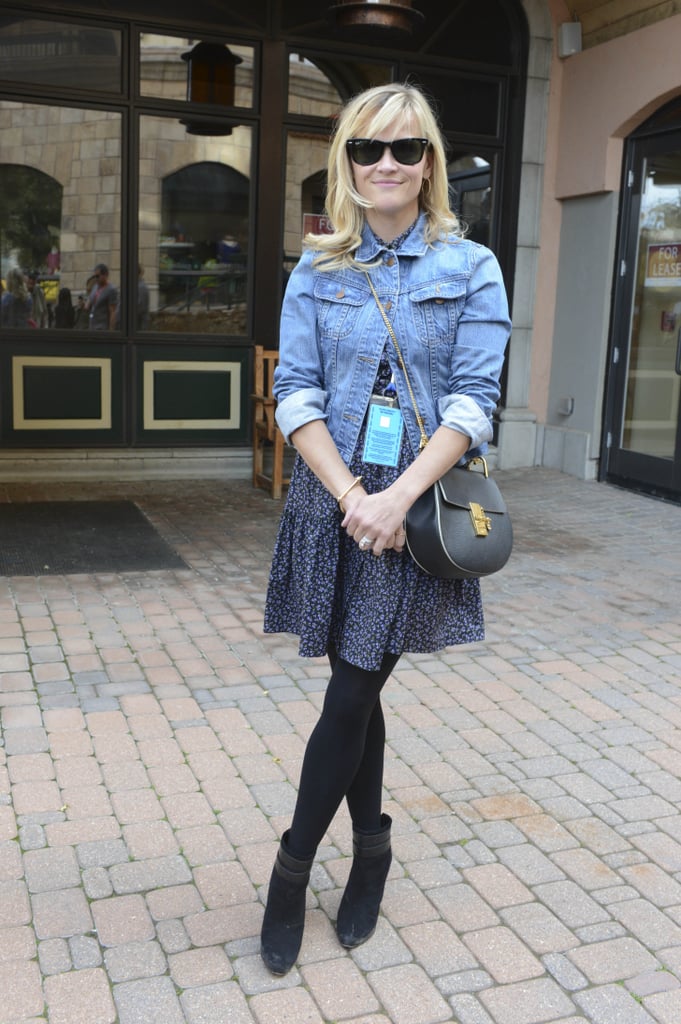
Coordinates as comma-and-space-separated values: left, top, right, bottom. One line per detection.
140, 34, 253, 108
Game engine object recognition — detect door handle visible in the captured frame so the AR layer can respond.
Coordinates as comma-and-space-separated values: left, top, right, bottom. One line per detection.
677, 327, 681, 375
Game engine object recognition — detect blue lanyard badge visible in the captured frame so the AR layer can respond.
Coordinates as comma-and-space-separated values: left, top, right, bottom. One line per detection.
362, 396, 404, 467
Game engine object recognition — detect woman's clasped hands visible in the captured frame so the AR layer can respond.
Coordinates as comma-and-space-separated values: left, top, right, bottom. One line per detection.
341, 486, 407, 556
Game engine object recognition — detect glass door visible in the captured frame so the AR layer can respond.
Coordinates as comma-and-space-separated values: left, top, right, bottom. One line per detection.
603, 130, 681, 501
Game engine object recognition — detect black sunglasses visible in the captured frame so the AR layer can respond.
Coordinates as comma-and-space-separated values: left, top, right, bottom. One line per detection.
346, 137, 430, 167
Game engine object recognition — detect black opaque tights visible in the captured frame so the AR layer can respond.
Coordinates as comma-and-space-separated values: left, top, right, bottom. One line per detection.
286, 646, 399, 859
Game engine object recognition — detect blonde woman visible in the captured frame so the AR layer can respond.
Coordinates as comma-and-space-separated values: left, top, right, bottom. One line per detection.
261, 82, 511, 974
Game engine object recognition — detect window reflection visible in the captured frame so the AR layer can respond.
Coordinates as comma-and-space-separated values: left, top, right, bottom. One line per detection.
622, 155, 681, 457
283, 54, 391, 287
0, 101, 121, 331
0, 16, 122, 92
139, 115, 251, 335
288, 53, 343, 116
140, 34, 254, 109
287, 52, 391, 115
284, 132, 332, 283
448, 154, 493, 247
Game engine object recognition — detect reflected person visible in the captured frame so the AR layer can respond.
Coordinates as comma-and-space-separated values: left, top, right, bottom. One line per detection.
137, 265, 150, 330
87, 263, 118, 330
1, 268, 33, 328
54, 287, 75, 329
26, 271, 48, 328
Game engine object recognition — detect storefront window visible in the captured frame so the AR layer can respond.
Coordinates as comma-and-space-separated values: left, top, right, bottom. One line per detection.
284, 55, 392, 282
288, 52, 390, 116
140, 34, 254, 109
0, 101, 121, 331
138, 115, 251, 336
409, 69, 501, 138
283, 130, 332, 280
622, 153, 681, 458
0, 16, 122, 93
448, 154, 493, 247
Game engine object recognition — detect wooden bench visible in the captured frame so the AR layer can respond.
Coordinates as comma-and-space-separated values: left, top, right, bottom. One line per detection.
251, 345, 290, 499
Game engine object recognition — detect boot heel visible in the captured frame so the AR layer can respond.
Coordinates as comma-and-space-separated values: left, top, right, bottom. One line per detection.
260, 832, 314, 975
336, 814, 392, 950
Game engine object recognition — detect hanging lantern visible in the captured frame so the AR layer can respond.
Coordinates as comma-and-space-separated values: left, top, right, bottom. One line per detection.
181, 41, 242, 136
328, 0, 424, 36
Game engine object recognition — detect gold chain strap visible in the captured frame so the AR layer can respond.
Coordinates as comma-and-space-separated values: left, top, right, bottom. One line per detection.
365, 272, 429, 450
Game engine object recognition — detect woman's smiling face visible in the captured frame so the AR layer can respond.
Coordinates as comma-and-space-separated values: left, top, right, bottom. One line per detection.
350, 115, 432, 239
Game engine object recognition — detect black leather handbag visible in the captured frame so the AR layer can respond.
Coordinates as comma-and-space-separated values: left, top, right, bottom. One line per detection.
405, 456, 513, 579
366, 273, 513, 580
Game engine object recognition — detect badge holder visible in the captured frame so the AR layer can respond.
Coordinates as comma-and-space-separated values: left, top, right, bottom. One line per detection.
362, 394, 404, 467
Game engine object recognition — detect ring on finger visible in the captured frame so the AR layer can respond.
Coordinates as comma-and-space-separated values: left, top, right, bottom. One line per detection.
359, 535, 373, 550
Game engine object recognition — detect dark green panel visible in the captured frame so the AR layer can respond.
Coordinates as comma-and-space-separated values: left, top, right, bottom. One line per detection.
23, 366, 102, 419
153, 369, 231, 420
0, 341, 125, 444
135, 344, 249, 444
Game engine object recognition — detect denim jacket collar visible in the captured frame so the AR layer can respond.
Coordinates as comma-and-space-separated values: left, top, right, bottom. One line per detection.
354, 211, 430, 264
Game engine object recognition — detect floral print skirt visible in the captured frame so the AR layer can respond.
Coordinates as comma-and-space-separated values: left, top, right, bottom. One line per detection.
264, 429, 484, 672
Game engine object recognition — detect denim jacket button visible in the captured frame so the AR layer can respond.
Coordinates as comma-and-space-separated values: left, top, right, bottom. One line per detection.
384, 300, 392, 311
336, 289, 345, 298
385, 256, 396, 267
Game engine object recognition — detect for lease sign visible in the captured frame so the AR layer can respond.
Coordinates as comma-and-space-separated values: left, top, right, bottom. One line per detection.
303, 214, 333, 237
645, 243, 681, 287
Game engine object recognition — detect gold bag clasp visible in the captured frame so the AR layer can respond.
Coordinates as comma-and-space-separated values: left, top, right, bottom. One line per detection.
469, 502, 492, 537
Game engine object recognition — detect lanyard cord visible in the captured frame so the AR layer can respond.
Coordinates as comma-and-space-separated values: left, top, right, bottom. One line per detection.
364, 272, 429, 451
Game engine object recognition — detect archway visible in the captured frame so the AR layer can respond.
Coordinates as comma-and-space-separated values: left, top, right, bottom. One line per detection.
162, 161, 249, 264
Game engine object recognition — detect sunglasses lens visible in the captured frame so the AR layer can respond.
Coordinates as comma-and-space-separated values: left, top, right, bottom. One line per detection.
349, 140, 383, 165
347, 138, 427, 166
392, 139, 426, 164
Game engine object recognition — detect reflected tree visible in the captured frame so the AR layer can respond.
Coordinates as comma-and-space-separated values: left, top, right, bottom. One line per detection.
0, 165, 62, 271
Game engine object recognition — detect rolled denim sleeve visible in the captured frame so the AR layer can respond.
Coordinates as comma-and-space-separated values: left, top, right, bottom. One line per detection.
276, 388, 327, 445
438, 393, 493, 448
273, 253, 329, 444
440, 245, 511, 448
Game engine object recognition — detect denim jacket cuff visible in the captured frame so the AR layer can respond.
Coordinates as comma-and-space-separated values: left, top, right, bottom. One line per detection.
438, 394, 493, 449
275, 388, 328, 444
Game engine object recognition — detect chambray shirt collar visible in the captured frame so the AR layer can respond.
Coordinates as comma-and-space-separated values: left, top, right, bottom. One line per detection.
354, 211, 430, 263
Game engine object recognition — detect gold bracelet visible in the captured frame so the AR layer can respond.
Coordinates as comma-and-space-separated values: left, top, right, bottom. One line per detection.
336, 475, 363, 511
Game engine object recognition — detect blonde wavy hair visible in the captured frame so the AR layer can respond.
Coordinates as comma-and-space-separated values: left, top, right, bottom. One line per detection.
308, 82, 459, 270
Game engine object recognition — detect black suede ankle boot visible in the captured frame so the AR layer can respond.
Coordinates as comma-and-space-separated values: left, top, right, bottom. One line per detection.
260, 832, 314, 975
336, 814, 392, 949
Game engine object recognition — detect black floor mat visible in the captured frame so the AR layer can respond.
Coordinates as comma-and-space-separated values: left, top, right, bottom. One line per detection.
0, 501, 187, 576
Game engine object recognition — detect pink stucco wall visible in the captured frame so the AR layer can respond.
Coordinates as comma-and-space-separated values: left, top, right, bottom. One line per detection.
527, 0, 566, 420
529, 8, 681, 420
556, 13, 681, 198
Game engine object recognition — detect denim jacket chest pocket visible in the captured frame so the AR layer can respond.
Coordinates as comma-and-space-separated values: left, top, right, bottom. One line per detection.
409, 278, 467, 344
314, 278, 366, 340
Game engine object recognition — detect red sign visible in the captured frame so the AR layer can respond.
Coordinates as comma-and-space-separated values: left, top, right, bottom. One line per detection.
303, 214, 333, 237
645, 243, 681, 287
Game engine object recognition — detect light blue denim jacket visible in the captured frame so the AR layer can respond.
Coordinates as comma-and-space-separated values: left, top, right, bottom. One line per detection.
274, 213, 511, 464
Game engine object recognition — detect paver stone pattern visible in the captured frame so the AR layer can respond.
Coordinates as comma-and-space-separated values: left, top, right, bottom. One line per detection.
1, 468, 681, 1024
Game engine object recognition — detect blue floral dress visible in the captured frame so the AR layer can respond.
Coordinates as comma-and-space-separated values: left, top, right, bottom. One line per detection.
263, 351, 484, 672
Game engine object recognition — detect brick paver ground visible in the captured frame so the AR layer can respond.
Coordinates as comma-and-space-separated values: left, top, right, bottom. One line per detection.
1, 467, 681, 1024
